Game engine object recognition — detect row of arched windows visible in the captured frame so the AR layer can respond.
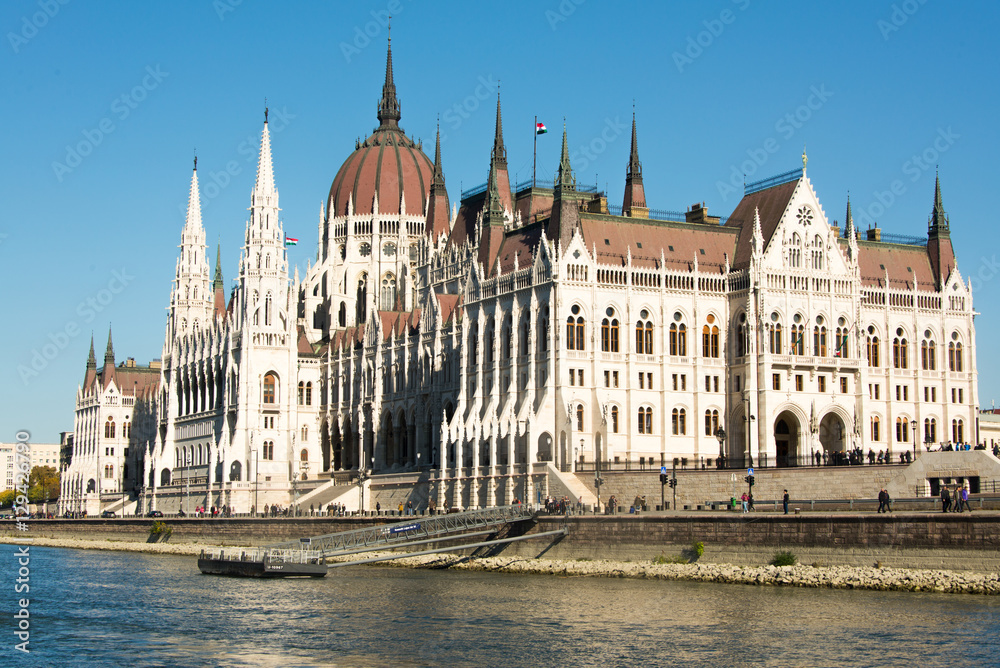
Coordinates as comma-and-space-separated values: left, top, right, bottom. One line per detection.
870, 416, 962, 444
103, 418, 131, 439
867, 328, 964, 371
566, 307, 723, 358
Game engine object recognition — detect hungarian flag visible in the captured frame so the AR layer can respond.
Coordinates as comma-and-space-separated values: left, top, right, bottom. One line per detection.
285, 237, 298, 247
536, 122, 547, 135
835, 338, 846, 357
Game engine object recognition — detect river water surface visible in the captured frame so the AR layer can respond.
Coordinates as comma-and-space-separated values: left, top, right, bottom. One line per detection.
7, 546, 1000, 667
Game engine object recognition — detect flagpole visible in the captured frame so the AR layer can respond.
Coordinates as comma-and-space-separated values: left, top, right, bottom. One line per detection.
533, 115, 537, 188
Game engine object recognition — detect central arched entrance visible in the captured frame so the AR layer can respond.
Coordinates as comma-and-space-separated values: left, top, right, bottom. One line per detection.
819, 413, 847, 455
774, 411, 801, 467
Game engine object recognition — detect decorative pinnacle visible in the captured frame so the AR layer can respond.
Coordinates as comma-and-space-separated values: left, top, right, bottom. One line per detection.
556, 120, 575, 190
491, 85, 507, 168
86, 334, 96, 369
431, 121, 445, 191
802, 144, 808, 171
626, 110, 642, 181
377, 30, 401, 129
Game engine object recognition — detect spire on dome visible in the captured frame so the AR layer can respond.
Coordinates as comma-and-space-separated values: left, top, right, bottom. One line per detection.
929, 169, 949, 236
626, 110, 642, 182
86, 334, 96, 370
432, 122, 445, 191
104, 328, 115, 367
555, 122, 575, 191
377, 28, 401, 129
491, 87, 506, 169
185, 159, 203, 231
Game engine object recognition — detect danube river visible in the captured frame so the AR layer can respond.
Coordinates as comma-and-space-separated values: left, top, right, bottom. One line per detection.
10, 546, 1000, 667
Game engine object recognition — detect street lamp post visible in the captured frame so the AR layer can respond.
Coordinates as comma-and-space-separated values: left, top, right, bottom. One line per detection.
250, 446, 258, 517
715, 426, 727, 470
743, 414, 756, 468
911, 419, 918, 461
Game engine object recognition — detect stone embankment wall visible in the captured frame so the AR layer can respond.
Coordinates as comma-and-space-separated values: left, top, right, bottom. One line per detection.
7, 511, 1000, 570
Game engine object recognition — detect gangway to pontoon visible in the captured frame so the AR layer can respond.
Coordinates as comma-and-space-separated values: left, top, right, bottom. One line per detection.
198, 505, 566, 577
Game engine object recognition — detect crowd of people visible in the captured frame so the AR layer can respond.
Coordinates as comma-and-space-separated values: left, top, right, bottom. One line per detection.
940, 485, 973, 513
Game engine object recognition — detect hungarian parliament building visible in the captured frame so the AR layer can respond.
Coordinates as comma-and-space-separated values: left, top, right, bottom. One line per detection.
59, 40, 978, 515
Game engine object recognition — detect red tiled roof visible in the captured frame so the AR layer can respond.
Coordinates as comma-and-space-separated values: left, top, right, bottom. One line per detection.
581, 215, 736, 271
856, 241, 936, 289
436, 293, 461, 325
297, 325, 315, 355
725, 179, 800, 269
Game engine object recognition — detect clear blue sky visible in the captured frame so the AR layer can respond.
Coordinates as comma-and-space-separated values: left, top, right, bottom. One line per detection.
3, 0, 1000, 443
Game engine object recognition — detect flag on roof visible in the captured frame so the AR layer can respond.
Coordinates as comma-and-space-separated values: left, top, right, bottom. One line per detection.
535, 122, 547, 135
285, 237, 298, 246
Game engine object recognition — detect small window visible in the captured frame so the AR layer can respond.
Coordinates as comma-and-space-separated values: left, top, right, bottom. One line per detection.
699, 249, 705, 255
604, 239, 610, 245
636, 242, 642, 249
668, 245, 674, 251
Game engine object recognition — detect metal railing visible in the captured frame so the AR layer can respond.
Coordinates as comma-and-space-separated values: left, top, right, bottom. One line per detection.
265, 504, 536, 557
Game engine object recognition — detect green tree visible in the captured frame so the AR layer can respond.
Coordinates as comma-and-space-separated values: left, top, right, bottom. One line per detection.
28, 466, 60, 504
0, 490, 15, 508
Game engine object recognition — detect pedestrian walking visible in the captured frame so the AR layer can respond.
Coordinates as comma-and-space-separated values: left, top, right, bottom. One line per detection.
877, 489, 887, 513
941, 486, 952, 513
783, 489, 789, 515
960, 486, 971, 512
741, 492, 748, 513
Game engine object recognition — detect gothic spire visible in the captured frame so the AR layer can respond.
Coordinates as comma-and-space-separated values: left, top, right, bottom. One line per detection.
426, 122, 451, 239
929, 170, 949, 236
845, 193, 854, 238
377, 30, 401, 129
491, 88, 506, 169
252, 113, 277, 205
622, 111, 646, 215
484, 163, 504, 226
432, 123, 446, 191
213, 243, 224, 291
555, 122, 575, 191
104, 328, 115, 366
86, 334, 96, 370
184, 157, 202, 231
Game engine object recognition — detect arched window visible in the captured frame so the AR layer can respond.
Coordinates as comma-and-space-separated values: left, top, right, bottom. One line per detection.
952, 418, 964, 443
610, 406, 619, 433
867, 335, 880, 367
814, 326, 827, 357
300, 448, 309, 462
893, 332, 909, 369
769, 322, 783, 355
811, 235, 824, 270
301, 426, 308, 441
896, 417, 909, 443
469, 329, 479, 366
539, 307, 550, 353
601, 311, 620, 353
298, 381, 305, 405
671, 408, 686, 435
702, 315, 719, 358
638, 407, 653, 434
263, 441, 274, 460
104, 464, 114, 479
105, 417, 115, 439
924, 418, 937, 444
501, 318, 512, 360
380, 273, 397, 311
575, 404, 584, 432
949, 341, 964, 372
263, 372, 277, 404
790, 324, 805, 355
519, 316, 530, 356
835, 327, 849, 358
636, 310, 653, 354
356, 274, 368, 324
123, 421, 131, 439
922, 338, 937, 370
264, 293, 272, 326
871, 416, 881, 442
704, 409, 719, 436
566, 305, 585, 351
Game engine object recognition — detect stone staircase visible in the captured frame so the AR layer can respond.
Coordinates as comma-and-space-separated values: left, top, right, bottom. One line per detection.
295, 479, 361, 511
545, 463, 597, 505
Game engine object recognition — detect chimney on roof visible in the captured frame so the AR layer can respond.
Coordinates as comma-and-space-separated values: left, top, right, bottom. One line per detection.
866, 226, 881, 242
586, 194, 608, 214
685, 202, 720, 225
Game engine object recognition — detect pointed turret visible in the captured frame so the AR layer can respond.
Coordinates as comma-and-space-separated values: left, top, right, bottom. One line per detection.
484, 90, 513, 212
253, 109, 276, 204
212, 244, 227, 320
555, 122, 575, 192
929, 171, 949, 237
926, 171, 955, 289
845, 194, 854, 239
376, 31, 401, 129
104, 328, 115, 367
87, 335, 96, 370
622, 112, 648, 218
426, 123, 451, 238
185, 157, 203, 232
548, 122, 581, 247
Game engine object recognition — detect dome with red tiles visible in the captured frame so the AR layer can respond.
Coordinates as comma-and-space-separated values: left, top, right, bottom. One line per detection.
327, 39, 433, 218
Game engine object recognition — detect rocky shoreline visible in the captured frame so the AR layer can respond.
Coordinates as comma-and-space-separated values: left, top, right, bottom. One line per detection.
6, 536, 1000, 595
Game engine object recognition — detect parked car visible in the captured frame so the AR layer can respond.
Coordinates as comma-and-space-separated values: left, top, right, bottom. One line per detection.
146, 510, 164, 518
100, 510, 117, 518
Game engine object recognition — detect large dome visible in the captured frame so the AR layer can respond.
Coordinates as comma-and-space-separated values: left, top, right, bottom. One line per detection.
328, 127, 433, 217
327, 37, 433, 218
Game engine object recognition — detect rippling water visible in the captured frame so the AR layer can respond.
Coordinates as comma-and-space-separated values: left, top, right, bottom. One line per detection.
9, 546, 1000, 667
